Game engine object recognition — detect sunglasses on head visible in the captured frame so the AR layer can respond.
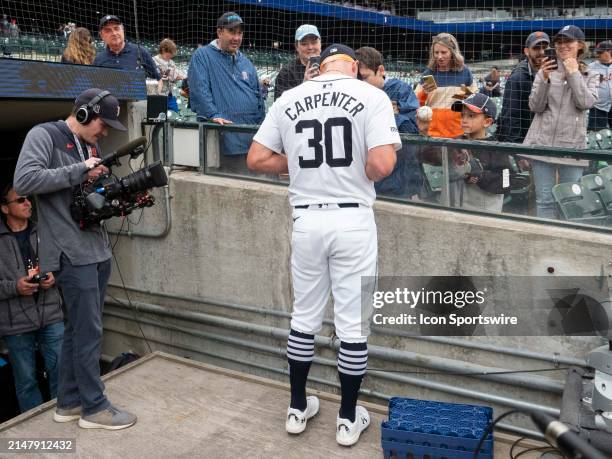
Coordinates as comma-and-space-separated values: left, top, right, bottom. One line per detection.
5, 196, 30, 205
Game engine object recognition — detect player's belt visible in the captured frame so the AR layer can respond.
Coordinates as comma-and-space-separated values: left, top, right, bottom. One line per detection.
294, 203, 359, 209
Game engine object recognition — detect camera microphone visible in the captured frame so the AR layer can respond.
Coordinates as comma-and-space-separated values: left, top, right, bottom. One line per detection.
100, 137, 148, 168
530, 411, 607, 459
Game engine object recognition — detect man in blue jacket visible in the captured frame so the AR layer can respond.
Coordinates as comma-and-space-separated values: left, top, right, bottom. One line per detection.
188, 12, 265, 173
496, 31, 550, 143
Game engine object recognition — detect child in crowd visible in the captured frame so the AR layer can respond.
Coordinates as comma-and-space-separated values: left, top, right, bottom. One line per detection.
153, 38, 185, 112
355, 46, 419, 134
448, 93, 512, 212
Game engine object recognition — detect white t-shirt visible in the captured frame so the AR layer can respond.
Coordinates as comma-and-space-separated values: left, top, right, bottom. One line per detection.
253, 73, 402, 207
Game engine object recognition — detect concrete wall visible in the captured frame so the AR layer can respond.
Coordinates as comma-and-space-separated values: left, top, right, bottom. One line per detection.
103, 171, 612, 433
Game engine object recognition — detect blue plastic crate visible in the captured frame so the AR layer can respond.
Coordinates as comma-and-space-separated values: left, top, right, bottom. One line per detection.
381, 397, 493, 459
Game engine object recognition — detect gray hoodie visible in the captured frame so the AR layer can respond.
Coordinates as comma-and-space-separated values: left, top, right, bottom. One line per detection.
13, 121, 111, 272
0, 219, 63, 337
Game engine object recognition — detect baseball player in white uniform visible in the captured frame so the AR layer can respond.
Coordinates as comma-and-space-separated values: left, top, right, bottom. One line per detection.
247, 43, 400, 446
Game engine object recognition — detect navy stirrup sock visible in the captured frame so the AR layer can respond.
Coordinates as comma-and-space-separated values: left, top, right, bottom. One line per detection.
287, 329, 315, 411
337, 341, 368, 422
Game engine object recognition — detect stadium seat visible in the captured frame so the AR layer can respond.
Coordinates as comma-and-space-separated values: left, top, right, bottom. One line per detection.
600, 165, 612, 183
581, 173, 612, 213
594, 130, 612, 150
552, 182, 609, 224
586, 131, 600, 150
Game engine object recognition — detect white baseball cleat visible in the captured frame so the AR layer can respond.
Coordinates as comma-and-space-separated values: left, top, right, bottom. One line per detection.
336, 405, 370, 446
285, 395, 320, 434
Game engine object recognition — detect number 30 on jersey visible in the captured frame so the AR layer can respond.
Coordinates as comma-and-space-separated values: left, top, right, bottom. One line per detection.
295, 117, 353, 169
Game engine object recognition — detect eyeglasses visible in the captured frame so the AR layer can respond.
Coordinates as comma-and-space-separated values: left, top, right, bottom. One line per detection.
5, 196, 30, 205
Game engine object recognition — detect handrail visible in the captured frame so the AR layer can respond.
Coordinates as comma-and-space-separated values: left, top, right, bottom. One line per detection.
183, 121, 612, 161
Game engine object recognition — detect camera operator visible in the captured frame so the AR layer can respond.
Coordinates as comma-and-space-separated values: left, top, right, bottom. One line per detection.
0, 186, 64, 413
13, 88, 137, 430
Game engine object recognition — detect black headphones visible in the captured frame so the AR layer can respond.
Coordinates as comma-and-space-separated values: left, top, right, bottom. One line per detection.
75, 90, 111, 125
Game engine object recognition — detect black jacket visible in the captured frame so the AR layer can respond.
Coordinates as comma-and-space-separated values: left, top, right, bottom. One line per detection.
496, 60, 536, 143
274, 58, 306, 100
0, 220, 63, 336
454, 135, 513, 195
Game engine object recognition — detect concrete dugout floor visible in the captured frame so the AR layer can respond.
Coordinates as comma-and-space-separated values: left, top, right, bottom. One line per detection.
0, 352, 548, 458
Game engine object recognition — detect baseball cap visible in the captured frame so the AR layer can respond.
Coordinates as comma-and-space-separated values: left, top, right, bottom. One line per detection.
554, 25, 585, 41
217, 12, 243, 29
595, 40, 612, 53
75, 88, 126, 131
295, 24, 320, 42
99, 15, 121, 29
320, 43, 356, 66
451, 93, 497, 119
525, 31, 550, 48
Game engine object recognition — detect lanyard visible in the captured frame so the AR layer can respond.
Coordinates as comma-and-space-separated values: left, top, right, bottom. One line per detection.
72, 132, 94, 162
62, 120, 94, 162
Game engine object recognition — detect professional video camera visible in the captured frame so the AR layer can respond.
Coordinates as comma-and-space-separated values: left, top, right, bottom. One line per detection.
71, 137, 168, 229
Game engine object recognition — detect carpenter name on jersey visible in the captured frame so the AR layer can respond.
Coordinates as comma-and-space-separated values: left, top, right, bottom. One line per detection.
284, 91, 365, 121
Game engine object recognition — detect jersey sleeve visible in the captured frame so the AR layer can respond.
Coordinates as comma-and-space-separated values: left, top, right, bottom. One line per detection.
365, 89, 402, 151
252, 102, 284, 154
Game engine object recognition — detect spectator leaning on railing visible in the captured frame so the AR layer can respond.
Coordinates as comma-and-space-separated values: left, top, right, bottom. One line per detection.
61, 27, 95, 65
521, 25, 598, 219
356, 46, 419, 134
588, 40, 612, 130
356, 46, 423, 198
188, 12, 265, 172
415, 33, 478, 138
497, 31, 550, 143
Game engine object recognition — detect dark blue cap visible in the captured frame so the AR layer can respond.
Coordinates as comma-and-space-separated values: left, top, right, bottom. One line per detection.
451, 93, 497, 119
320, 43, 356, 65
554, 25, 585, 41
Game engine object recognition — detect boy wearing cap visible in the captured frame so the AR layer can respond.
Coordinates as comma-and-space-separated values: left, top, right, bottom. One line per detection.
93, 15, 160, 80
497, 31, 550, 143
14, 88, 137, 430
588, 41, 612, 130
274, 24, 322, 100
188, 12, 265, 169
449, 93, 512, 212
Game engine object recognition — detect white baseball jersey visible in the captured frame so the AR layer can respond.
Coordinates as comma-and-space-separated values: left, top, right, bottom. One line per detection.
253, 73, 401, 207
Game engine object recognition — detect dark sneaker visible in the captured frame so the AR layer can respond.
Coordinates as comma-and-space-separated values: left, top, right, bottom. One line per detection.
78, 405, 137, 430
336, 405, 370, 446
285, 396, 320, 434
53, 406, 82, 423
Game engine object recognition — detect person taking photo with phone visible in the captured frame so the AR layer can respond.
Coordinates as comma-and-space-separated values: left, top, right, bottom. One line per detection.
0, 185, 64, 414
274, 24, 322, 100
520, 25, 599, 219
415, 33, 478, 138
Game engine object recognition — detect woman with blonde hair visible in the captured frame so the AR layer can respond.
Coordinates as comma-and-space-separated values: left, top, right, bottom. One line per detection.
61, 27, 95, 65
415, 33, 478, 137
